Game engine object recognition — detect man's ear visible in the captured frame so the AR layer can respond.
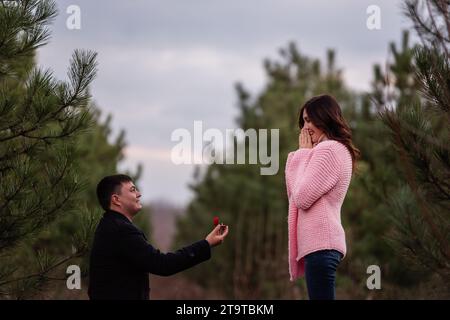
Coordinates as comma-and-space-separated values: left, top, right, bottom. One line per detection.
111, 194, 120, 207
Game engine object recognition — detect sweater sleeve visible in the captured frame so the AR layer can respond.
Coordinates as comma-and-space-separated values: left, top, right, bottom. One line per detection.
285, 148, 313, 199
291, 146, 340, 210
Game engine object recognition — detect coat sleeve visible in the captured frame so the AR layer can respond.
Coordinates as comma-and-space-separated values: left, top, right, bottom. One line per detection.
291, 146, 340, 210
118, 225, 211, 276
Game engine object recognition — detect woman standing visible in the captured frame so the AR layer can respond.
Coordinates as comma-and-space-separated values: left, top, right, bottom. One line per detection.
285, 94, 360, 300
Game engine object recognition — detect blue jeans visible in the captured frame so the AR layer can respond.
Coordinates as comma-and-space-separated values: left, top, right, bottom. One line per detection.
304, 249, 343, 300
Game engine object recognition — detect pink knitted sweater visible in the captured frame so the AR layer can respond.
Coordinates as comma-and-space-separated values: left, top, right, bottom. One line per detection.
285, 140, 353, 281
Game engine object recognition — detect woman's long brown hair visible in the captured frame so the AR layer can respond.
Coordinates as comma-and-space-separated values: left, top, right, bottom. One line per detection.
298, 94, 360, 173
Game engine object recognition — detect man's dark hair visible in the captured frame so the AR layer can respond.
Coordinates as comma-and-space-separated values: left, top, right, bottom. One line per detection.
96, 174, 133, 211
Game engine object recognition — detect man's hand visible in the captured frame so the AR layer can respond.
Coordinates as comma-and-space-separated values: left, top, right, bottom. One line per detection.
299, 128, 313, 149
206, 224, 229, 247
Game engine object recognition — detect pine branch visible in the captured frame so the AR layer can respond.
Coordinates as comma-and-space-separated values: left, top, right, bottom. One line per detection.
426, 0, 449, 56
388, 186, 449, 280
0, 0, 57, 77
380, 109, 450, 260
0, 250, 83, 288
414, 47, 450, 114
404, 0, 450, 56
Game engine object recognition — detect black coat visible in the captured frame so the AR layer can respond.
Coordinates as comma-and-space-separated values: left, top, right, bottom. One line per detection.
88, 210, 211, 300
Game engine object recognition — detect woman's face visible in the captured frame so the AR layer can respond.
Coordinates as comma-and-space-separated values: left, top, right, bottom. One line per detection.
302, 109, 326, 144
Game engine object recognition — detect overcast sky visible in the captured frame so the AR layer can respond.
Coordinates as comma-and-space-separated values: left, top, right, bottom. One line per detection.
37, 0, 413, 206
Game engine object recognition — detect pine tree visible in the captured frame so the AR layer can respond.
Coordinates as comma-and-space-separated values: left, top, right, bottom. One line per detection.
0, 0, 98, 297
356, 31, 426, 291
379, 0, 450, 289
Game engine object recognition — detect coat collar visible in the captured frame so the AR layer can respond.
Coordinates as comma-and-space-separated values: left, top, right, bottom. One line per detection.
104, 209, 132, 222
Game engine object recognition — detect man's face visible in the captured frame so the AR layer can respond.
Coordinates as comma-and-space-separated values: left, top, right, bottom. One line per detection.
113, 181, 142, 215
